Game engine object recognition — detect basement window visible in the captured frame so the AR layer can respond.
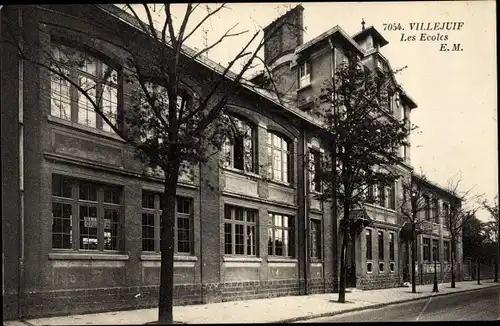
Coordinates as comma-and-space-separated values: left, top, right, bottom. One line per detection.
367, 262, 373, 273
390, 262, 395, 273
379, 262, 385, 273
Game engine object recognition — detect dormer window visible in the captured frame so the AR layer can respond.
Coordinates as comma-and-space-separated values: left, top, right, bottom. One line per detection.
299, 61, 311, 88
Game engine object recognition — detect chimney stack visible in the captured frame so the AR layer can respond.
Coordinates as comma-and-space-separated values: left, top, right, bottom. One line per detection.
263, 5, 304, 66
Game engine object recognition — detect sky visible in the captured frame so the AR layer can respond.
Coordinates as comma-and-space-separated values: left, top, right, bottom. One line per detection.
126, 1, 497, 222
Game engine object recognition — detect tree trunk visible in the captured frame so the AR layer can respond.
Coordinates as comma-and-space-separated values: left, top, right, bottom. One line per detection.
450, 240, 456, 288
338, 202, 350, 303
158, 163, 180, 324
477, 260, 481, 284
411, 225, 417, 293
338, 224, 349, 303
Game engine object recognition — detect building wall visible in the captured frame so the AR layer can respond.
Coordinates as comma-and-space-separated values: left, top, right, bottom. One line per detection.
1, 5, 341, 320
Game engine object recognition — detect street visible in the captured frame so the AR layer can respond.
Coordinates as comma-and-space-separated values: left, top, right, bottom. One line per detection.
299, 286, 500, 322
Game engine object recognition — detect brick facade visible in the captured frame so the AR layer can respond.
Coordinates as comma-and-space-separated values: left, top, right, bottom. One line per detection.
1, 4, 462, 321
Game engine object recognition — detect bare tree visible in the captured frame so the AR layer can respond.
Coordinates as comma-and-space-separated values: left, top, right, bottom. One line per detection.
482, 196, 499, 282
2, 4, 302, 323
442, 177, 482, 288
399, 171, 436, 293
313, 51, 413, 303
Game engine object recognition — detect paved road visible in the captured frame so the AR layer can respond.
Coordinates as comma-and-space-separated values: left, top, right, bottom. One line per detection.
299, 286, 500, 322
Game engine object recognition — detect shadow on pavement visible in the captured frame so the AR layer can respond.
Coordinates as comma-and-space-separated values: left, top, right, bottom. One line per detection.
328, 300, 356, 304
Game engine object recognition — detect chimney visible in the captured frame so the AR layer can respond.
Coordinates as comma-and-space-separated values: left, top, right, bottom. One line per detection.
263, 5, 304, 66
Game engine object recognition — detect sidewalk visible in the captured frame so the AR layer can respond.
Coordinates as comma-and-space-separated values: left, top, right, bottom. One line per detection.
6, 280, 499, 325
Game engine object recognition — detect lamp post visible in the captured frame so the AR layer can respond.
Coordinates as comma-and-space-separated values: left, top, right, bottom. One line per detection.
432, 247, 439, 292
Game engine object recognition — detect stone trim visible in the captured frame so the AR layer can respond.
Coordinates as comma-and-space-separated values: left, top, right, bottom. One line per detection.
48, 252, 129, 261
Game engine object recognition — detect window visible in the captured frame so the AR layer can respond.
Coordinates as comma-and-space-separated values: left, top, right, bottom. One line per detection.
267, 213, 295, 257
224, 205, 257, 256
52, 175, 122, 251
267, 132, 291, 183
443, 203, 450, 228
298, 61, 310, 88
432, 198, 439, 224
424, 195, 431, 220
378, 230, 384, 261
366, 229, 373, 260
223, 116, 255, 172
444, 241, 450, 262
423, 237, 431, 261
389, 232, 395, 261
378, 185, 386, 207
141, 191, 193, 254
49, 42, 119, 132
310, 219, 322, 259
388, 183, 396, 210
432, 239, 439, 262
309, 149, 322, 192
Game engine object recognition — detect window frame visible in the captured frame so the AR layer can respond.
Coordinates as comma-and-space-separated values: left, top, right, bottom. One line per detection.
222, 115, 256, 173
378, 230, 385, 261
423, 237, 431, 262
140, 191, 194, 255
298, 61, 311, 88
51, 175, 123, 252
224, 205, 258, 256
310, 218, 322, 260
443, 203, 450, 228
389, 232, 395, 261
366, 228, 373, 261
267, 131, 292, 184
309, 149, 322, 193
267, 213, 296, 258
48, 41, 121, 132
432, 198, 440, 224
424, 195, 431, 221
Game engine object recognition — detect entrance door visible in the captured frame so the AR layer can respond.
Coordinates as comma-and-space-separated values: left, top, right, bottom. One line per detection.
345, 236, 356, 287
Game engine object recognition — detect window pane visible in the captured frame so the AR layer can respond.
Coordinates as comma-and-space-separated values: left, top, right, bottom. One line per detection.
50, 71, 71, 120
52, 175, 72, 198
142, 213, 155, 252
268, 227, 274, 255
233, 135, 244, 170
224, 223, 233, 254
246, 225, 255, 256
177, 197, 191, 214
79, 181, 97, 201
246, 210, 255, 223
142, 191, 156, 209
378, 231, 384, 260
79, 205, 98, 250
235, 224, 244, 254
77, 76, 97, 128
235, 207, 244, 221
104, 208, 120, 251
104, 187, 120, 204
52, 202, 72, 249
176, 213, 191, 253
275, 229, 283, 256
102, 84, 118, 133
224, 205, 232, 220
366, 229, 372, 260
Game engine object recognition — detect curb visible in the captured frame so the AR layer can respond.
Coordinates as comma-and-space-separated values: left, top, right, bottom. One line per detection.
273, 283, 500, 324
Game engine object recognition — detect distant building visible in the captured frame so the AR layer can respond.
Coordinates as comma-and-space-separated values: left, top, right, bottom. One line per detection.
1, 4, 462, 320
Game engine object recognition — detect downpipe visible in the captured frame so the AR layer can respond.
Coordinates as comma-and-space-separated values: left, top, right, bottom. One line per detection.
17, 6, 26, 319
303, 129, 309, 294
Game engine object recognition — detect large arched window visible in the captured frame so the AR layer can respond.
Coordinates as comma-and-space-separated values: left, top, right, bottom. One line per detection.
222, 116, 255, 173
49, 42, 119, 132
267, 131, 291, 183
